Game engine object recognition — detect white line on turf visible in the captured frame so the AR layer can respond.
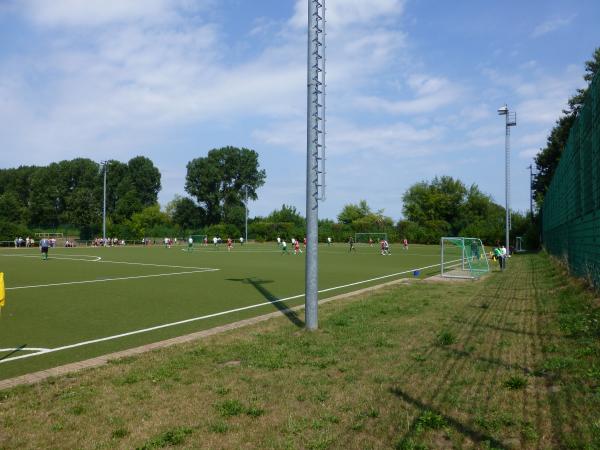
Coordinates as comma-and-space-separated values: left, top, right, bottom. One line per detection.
2, 253, 214, 270
0, 348, 49, 352
5, 269, 219, 291
3, 254, 102, 262
0, 259, 460, 364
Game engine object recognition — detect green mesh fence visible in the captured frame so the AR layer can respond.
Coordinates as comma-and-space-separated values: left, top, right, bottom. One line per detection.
542, 71, 600, 287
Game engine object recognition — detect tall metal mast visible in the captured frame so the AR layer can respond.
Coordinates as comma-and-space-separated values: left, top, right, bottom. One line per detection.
498, 105, 516, 258
305, 0, 326, 330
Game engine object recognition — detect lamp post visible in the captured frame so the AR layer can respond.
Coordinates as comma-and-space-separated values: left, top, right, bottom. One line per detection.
244, 185, 248, 243
101, 161, 107, 245
498, 105, 516, 258
527, 164, 534, 219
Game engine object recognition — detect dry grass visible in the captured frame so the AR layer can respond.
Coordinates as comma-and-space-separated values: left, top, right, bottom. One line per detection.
1, 253, 600, 449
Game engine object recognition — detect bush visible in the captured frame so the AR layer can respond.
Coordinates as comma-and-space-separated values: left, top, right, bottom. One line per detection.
0, 220, 33, 242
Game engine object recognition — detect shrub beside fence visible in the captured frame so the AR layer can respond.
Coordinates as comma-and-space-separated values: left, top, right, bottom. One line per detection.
543, 71, 600, 287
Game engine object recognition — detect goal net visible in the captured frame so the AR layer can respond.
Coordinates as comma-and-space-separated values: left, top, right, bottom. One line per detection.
190, 234, 207, 246
441, 237, 489, 279
355, 233, 387, 244
515, 236, 524, 252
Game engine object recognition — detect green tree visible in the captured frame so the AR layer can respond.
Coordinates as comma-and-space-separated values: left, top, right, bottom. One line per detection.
185, 147, 266, 225
127, 156, 161, 207
0, 191, 26, 223
534, 47, 600, 205
337, 200, 371, 224
167, 195, 205, 230
267, 204, 305, 227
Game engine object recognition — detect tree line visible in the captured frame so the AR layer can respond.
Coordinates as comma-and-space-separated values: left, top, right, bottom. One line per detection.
1, 145, 523, 245
533, 48, 600, 209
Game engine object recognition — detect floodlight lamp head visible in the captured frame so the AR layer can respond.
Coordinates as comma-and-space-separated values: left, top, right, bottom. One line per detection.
497, 105, 508, 115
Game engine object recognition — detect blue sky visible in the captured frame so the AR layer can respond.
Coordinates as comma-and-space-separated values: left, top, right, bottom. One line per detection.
0, 0, 598, 221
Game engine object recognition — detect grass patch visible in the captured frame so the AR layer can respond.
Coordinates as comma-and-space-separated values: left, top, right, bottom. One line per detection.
436, 330, 457, 346
138, 426, 192, 449
504, 375, 528, 390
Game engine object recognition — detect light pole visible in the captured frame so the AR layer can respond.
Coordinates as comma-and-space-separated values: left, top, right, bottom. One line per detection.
527, 164, 534, 219
305, 0, 326, 330
101, 161, 107, 244
244, 185, 248, 243
498, 105, 516, 258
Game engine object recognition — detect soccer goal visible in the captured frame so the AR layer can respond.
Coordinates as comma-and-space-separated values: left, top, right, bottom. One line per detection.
190, 234, 208, 246
515, 236, 524, 252
355, 233, 387, 244
440, 237, 490, 279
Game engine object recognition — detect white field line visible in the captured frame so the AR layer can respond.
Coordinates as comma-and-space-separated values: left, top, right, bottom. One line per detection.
3, 254, 102, 262
0, 348, 49, 352
6, 269, 219, 291
0, 259, 460, 364
97, 260, 215, 270
2, 253, 214, 270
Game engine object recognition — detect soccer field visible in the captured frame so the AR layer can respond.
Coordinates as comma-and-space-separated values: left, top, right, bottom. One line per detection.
0, 242, 453, 380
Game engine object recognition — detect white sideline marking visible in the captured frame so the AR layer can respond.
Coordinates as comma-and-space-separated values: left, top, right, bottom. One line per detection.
0, 348, 49, 352
3, 253, 213, 270
3, 254, 101, 262
6, 269, 219, 291
98, 260, 215, 270
0, 260, 459, 364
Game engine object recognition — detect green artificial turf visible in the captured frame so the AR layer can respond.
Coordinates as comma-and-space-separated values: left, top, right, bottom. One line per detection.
0, 243, 456, 379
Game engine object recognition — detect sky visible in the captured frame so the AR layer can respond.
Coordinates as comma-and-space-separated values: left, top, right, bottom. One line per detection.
0, 0, 598, 221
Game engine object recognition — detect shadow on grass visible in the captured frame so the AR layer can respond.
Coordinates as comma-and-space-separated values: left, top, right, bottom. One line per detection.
0, 344, 28, 361
390, 386, 507, 449
227, 277, 304, 328
443, 347, 539, 376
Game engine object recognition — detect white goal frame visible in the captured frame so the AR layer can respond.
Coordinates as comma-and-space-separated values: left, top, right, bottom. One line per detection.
440, 237, 490, 279
515, 236, 524, 252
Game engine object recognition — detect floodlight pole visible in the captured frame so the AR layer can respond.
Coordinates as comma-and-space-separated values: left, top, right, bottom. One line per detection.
527, 164, 534, 219
101, 161, 107, 244
498, 105, 516, 259
305, 0, 326, 330
244, 185, 248, 243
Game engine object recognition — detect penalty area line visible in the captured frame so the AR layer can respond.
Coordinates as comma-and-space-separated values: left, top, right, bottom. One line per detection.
0, 260, 459, 364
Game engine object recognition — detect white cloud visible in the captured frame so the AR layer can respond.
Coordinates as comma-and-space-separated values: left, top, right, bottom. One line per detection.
519, 148, 540, 159
20, 0, 208, 27
289, 0, 404, 30
531, 15, 576, 38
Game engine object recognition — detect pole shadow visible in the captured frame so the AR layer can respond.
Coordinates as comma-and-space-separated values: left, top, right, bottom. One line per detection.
390, 386, 507, 449
0, 344, 28, 361
227, 277, 304, 328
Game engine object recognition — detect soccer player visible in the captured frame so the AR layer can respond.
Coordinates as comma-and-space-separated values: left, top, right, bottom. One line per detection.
403, 238, 408, 250
493, 246, 503, 270
281, 240, 289, 255
203, 236, 208, 246
40, 237, 49, 260
384, 239, 390, 255
213, 236, 218, 247
164, 237, 170, 248
369, 237, 373, 247
239, 236, 244, 246
227, 237, 233, 251
348, 236, 355, 252
380, 238, 386, 255
327, 237, 332, 246
303, 237, 307, 249
277, 236, 281, 247
294, 240, 301, 255
188, 236, 193, 252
